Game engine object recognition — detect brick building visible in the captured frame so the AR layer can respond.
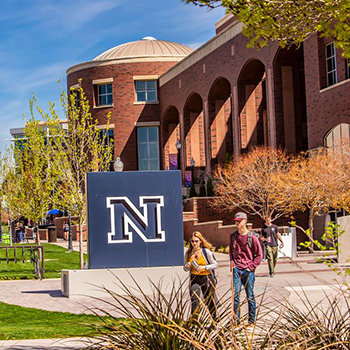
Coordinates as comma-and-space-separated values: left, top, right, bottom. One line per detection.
66, 14, 350, 178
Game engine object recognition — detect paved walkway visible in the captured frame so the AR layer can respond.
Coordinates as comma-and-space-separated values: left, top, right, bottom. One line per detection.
0, 242, 347, 349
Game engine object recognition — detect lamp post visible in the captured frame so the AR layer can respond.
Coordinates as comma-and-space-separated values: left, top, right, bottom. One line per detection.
114, 156, 124, 172
175, 140, 181, 170
190, 157, 195, 184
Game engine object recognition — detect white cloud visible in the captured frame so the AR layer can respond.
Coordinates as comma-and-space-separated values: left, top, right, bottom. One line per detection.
0, 0, 121, 34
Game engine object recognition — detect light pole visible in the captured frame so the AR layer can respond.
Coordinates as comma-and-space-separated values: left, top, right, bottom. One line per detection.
190, 157, 195, 184
175, 140, 181, 170
114, 156, 124, 172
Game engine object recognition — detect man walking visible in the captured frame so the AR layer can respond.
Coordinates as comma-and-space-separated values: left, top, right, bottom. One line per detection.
260, 216, 284, 277
230, 212, 262, 325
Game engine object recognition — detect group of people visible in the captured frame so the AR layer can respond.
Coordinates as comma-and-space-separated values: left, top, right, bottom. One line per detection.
184, 212, 284, 325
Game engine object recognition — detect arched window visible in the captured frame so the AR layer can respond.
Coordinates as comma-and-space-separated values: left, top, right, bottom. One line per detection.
325, 123, 350, 150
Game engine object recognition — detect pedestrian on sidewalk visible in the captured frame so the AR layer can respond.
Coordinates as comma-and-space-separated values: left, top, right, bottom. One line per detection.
260, 216, 284, 277
230, 212, 262, 325
184, 231, 218, 319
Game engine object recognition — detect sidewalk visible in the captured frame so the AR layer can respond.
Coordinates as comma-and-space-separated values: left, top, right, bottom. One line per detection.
0, 337, 91, 349
0, 246, 347, 349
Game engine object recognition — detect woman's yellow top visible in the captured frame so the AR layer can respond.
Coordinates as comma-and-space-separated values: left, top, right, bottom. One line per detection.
189, 253, 210, 276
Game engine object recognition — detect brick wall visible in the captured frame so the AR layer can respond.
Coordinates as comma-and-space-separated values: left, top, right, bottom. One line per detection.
183, 197, 309, 246
303, 34, 350, 149
67, 61, 178, 171
184, 218, 235, 247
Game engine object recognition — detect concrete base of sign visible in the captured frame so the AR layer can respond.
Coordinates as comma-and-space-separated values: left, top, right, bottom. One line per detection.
61, 266, 187, 298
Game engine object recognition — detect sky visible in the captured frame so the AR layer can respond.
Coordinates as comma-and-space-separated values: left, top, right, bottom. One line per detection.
0, 0, 225, 151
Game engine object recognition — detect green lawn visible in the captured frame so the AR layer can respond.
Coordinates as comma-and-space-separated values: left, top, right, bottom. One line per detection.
0, 243, 86, 280
0, 301, 104, 340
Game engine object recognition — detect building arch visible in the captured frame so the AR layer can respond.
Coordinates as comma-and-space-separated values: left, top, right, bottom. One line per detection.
207, 77, 233, 168
237, 59, 267, 151
273, 45, 308, 152
162, 106, 180, 170
324, 123, 350, 149
183, 92, 206, 177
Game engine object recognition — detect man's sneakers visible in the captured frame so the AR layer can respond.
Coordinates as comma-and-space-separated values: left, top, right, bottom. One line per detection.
269, 272, 275, 278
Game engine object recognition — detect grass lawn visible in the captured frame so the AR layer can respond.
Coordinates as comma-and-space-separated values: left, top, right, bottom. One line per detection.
0, 243, 86, 280
0, 301, 105, 340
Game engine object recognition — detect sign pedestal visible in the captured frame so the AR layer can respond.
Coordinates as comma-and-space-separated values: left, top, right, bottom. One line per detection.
61, 266, 187, 298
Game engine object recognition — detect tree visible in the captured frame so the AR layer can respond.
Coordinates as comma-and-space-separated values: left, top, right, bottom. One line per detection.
52, 84, 113, 268
183, 0, 350, 58
14, 107, 63, 244
277, 150, 344, 249
0, 150, 21, 245
213, 146, 289, 221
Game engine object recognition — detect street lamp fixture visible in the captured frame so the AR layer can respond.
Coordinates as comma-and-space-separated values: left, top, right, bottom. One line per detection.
175, 140, 181, 170
114, 156, 124, 172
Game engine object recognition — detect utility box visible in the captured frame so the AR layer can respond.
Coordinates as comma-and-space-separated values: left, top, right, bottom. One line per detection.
338, 215, 350, 264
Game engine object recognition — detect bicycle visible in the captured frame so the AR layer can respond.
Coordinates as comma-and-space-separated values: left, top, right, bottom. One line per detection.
30, 247, 44, 280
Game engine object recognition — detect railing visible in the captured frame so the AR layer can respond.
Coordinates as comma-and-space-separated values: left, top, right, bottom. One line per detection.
0, 245, 45, 279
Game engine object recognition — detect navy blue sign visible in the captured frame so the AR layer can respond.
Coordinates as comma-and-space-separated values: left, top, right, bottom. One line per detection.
86, 171, 184, 269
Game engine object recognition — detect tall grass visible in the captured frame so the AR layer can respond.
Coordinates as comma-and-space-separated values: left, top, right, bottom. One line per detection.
85, 276, 350, 349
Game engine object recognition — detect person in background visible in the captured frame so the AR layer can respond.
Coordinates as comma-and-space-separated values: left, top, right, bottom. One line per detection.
260, 216, 284, 277
184, 231, 218, 319
230, 212, 262, 326
16, 222, 24, 243
63, 222, 70, 241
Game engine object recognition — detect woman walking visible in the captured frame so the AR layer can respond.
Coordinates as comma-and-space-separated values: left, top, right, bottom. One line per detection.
184, 231, 218, 319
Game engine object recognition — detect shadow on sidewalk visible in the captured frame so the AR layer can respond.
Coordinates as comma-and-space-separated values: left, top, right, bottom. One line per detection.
21, 290, 63, 298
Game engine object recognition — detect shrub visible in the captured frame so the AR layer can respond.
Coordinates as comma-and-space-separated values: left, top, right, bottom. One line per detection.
206, 178, 214, 197
189, 182, 197, 197
199, 180, 206, 197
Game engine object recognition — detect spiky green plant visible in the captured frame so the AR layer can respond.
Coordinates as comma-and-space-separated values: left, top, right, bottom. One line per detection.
85, 275, 273, 350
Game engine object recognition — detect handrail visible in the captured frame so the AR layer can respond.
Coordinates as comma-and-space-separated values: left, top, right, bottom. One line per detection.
0, 245, 45, 278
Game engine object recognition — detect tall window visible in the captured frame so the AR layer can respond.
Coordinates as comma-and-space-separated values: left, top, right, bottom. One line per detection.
137, 127, 159, 170
135, 80, 157, 102
99, 128, 114, 147
346, 59, 350, 79
99, 128, 114, 170
326, 42, 337, 86
70, 89, 81, 108
97, 83, 113, 106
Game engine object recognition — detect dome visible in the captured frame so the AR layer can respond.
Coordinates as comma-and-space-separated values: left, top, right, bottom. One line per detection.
93, 37, 193, 61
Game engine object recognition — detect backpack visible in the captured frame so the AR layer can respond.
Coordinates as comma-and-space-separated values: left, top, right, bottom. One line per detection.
231, 231, 256, 257
202, 248, 217, 285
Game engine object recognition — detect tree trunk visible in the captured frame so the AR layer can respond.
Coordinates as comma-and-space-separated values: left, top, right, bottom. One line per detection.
79, 219, 84, 269
8, 219, 13, 246
36, 222, 41, 245
308, 209, 314, 252
34, 224, 40, 246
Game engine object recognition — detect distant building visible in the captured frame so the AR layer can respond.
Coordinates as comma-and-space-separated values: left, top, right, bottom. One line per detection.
66, 14, 350, 176
10, 120, 68, 151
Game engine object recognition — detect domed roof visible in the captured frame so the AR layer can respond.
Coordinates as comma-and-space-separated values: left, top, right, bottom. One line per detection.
93, 37, 193, 61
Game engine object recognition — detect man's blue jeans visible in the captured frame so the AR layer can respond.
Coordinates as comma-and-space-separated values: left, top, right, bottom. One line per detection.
233, 267, 256, 323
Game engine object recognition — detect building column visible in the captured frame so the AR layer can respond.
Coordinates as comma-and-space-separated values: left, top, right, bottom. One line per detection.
266, 67, 277, 148
203, 99, 211, 175
179, 111, 185, 180
232, 85, 240, 159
